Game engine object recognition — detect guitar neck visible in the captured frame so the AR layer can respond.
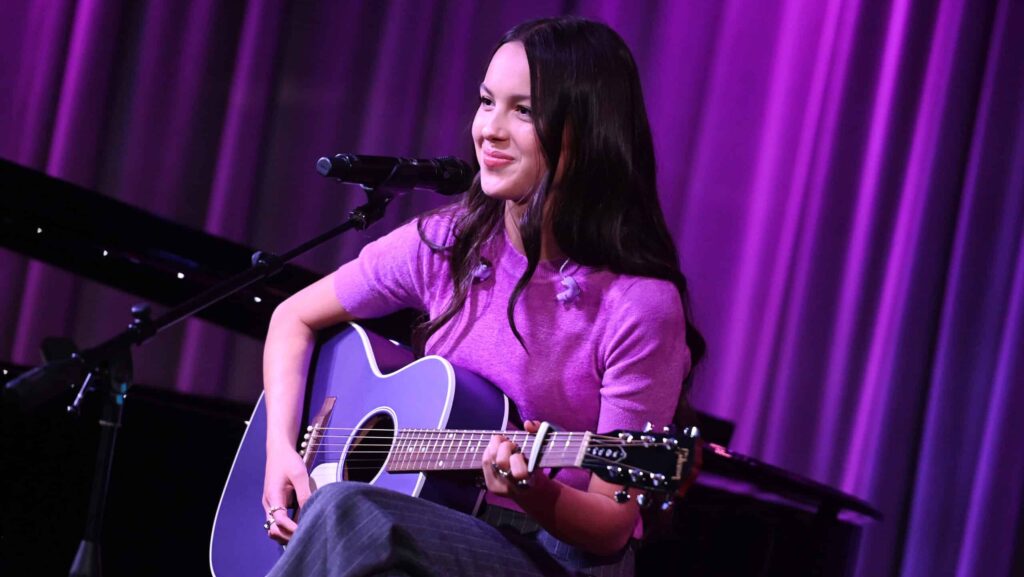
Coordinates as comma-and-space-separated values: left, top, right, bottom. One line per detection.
385, 429, 590, 473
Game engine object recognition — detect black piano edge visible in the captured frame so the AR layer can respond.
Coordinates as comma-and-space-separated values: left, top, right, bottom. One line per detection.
698, 444, 882, 522
0, 158, 320, 339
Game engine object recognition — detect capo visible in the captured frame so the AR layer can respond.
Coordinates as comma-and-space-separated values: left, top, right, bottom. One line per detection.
527, 421, 557, 474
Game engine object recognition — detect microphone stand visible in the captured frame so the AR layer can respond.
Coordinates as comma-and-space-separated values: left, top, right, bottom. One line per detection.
6, 183, 397, 577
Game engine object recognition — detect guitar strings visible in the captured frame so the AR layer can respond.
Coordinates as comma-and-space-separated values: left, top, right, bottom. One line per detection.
298, 432, 663, 447
299, 438, 654, 447
308, 426, 630, 442
300, 451, 672, 481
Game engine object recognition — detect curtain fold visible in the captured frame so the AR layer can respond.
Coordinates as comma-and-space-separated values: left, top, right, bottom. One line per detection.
2, 1, 1021, 575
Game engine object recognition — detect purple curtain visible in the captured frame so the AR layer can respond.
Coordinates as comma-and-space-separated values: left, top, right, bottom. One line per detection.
2, 1, 1021, 576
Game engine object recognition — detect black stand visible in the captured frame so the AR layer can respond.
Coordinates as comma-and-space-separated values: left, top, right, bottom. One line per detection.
7, 185, 395, 577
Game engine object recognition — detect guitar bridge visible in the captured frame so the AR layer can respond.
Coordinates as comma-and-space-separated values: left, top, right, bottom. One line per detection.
301, 397, 336, 468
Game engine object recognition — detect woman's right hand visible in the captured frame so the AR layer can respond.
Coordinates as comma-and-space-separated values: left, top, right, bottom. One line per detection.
261, 274, 352, 544
262, 444, 312, 544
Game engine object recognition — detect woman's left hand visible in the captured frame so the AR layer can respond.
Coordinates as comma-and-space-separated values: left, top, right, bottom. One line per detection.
481, 420, 543, 497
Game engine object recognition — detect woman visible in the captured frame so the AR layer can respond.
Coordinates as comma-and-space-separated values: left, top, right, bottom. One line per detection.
261, 16, 705, 577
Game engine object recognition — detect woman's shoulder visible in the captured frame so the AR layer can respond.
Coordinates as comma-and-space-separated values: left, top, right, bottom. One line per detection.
411, 203, 465, 247
371, 203, 463, 251
599, 273, 685, 324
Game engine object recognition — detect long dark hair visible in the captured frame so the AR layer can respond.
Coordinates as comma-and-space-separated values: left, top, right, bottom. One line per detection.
416, 16, 706, 398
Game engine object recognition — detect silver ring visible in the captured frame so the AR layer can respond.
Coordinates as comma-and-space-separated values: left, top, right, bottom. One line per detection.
268, 506, 287, 516
263, 518, 277, 531
491, 462, 513, 479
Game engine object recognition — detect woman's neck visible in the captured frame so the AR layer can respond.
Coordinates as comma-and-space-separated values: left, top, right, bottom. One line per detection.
504, 200, 565, 262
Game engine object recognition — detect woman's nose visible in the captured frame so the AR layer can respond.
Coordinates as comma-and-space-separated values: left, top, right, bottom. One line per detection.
482, 113, 508, 140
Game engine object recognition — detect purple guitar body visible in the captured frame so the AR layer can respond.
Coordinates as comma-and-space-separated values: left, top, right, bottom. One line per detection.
209, 324, 509, 577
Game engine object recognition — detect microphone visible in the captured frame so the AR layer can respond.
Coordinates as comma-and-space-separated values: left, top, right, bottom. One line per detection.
316, 154, 474, 196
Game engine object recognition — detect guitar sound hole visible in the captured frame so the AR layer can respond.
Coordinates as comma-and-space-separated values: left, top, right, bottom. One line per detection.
343, 413, 394, 483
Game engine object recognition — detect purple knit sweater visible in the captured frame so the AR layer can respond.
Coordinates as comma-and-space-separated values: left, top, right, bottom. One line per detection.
333, 210, 691, 496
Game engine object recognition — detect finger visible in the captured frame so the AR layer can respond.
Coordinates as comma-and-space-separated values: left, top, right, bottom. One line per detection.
524, 420, 541, 433
268, 523, 290, 545
275, 512, 298, 535
481, 435, 500, 487
293, 471, 312, 508
266, 487, 293, 516
495, 439, 516, 471
267, 509, 298, 544
508, 451, 529, 481
482, 435, 504, 468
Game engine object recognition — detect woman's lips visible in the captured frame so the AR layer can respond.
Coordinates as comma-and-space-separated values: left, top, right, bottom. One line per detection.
482, 150, 514, 169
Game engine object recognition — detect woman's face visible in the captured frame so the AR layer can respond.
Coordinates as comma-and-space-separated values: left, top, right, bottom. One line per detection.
472, 42, 547, 203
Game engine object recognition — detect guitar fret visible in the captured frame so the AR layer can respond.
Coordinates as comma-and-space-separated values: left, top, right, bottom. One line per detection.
392, 430, 405, 472
431, 432, 439, 471
416, 430, 425, 470
404, 431, 415, 471
419, 430, 429, 471
410, 430, 422, 471
397, 430, 408, 472
421, 430, 430, 470
415, 430, 425, 470
440, 431, 452, 469
401, 430, 411, 472
392, 434, 403, 471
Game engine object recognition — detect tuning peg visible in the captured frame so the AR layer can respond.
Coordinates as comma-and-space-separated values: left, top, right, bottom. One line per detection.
643, 422, 654, 432
660, 499, 674, 511
614, 490, 631, 503
637, 493, 653, 508
662, 425, 672, 433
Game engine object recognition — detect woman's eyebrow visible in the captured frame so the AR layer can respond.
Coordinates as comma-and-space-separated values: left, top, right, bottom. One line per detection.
479, 83, 530, 102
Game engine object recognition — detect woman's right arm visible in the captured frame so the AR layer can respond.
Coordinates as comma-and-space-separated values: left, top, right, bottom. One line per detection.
262, 272, 353, 544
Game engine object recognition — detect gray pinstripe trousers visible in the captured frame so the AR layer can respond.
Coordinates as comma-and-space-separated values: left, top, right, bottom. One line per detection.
267, 482, 634, 577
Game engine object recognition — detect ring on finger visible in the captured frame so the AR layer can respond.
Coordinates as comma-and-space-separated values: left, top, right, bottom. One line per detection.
263, 517, 278, 531
491, 462, 513, 479
268, 505, 287, 516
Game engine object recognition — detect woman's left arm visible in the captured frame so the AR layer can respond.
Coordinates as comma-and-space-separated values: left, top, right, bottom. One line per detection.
482, 424, 640, 556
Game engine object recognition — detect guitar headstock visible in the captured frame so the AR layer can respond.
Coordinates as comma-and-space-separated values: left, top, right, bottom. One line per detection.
582, 424, 700, 507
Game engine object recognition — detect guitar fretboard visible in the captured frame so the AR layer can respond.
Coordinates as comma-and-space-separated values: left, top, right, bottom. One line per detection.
385, 429, 590, 473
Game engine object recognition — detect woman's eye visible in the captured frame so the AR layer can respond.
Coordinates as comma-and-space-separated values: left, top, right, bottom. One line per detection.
479, 95, 493, 106
515, 105, 533, 117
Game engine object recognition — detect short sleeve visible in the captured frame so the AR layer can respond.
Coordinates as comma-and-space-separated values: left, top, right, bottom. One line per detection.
332, 213, 454, 319
597, 279, 691, 435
